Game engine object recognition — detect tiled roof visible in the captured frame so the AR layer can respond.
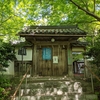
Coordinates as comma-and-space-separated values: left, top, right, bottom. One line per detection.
71, 42, 88, 47
19, 25, 87, 35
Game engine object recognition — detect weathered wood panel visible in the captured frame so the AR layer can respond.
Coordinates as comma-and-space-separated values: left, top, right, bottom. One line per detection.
36, 45, 67, 76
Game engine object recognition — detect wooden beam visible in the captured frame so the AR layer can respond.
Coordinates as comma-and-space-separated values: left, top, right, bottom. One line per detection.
30, 41, 75, 45
19, 34, 86, 37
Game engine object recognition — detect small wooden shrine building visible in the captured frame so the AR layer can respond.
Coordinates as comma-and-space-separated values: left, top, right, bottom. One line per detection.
18, 25, 87, 77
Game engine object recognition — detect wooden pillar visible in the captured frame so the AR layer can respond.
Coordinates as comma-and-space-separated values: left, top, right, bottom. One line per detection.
33, 44, 37, 75
67, 43, 73, 77
84, 54, 88, 78
32, 44, 37, 76
84, 57, 86, 78
32, 45, 34, 76
84, 48, 88, 78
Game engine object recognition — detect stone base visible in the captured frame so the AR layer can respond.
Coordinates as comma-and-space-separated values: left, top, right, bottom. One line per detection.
80, 94, 98, 100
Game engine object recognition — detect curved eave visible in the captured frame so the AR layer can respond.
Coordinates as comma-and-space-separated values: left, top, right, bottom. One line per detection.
19, 34, 86, 37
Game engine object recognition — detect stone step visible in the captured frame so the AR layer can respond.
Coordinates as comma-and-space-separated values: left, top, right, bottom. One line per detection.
26, 76, 73, 82
14, 76, 98, 100
19, 88, 82, 96
15, 80, 83, 100
15, 94, 98, 100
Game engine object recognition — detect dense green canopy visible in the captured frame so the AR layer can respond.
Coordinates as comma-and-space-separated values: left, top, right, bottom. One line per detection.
0, 0, 100, 41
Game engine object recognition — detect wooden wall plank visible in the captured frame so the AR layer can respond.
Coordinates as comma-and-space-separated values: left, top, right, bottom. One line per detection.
36, 44, 68, 76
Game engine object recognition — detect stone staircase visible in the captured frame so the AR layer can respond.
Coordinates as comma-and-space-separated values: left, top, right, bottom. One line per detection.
14, 76, 98, 100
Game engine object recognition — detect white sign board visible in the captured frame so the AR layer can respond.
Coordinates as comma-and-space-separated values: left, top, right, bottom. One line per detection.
53, 56, 58, 63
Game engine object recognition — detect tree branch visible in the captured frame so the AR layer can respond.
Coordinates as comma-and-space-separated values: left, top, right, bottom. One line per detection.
61, 19, 99, 25
0, 16, 12, 26
70, 0, 100, 21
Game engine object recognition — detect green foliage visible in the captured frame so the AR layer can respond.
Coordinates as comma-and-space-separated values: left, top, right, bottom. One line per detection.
84, 34, 100, 96
0, 39, 16, 72
0, 76, 11, 100
0, 0, 100, 41
84, 38, 100, 67
73, 52, 83, 61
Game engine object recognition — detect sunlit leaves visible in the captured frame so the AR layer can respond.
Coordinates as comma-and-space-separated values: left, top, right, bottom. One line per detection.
0, 0, 100, 41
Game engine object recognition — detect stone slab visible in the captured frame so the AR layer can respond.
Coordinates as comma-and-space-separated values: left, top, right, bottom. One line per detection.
83, 94, 98, 100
